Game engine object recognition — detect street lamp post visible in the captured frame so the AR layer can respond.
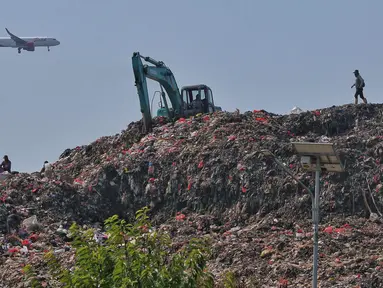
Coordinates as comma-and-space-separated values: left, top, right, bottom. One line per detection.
261, 142, 344, 288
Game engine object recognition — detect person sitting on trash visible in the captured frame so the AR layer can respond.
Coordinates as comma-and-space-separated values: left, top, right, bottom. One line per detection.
1, 155, 11, 173
351, 69, 367, 104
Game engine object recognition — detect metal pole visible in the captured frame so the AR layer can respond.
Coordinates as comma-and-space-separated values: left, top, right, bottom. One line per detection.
312, 157, 320, 288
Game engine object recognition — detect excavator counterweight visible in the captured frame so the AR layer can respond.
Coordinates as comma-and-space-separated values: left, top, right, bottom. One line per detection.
132, 52, 221, 133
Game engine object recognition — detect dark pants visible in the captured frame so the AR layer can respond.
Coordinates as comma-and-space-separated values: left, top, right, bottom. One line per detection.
354, 88, 365, 99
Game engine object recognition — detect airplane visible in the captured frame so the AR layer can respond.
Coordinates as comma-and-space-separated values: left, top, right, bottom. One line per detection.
0, 28, 60, 54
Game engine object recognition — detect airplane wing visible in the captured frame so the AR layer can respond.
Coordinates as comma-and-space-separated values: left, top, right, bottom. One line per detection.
5, 28, 27, 45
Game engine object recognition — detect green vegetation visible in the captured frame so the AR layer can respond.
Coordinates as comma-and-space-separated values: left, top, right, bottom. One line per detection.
24, 207, 216, 288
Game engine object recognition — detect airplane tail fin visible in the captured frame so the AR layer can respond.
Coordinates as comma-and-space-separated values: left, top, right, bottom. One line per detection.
5, 28, 11, 36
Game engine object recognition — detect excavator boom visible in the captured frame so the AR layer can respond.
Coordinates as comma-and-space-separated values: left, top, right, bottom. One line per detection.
132, 52, 183, 133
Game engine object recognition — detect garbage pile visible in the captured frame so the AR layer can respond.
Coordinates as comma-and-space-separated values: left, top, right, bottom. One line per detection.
1, 103, 383, 287
167, 212, 383, 288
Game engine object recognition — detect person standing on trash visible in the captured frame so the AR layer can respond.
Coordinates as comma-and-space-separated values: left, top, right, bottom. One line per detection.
40, 160, 53, 178
1, 155, 11, 173
351, 70, 367, 104
40, 161, 51, 173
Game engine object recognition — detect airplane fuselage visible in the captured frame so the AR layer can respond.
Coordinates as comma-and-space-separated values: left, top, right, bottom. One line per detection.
0, 37, 59, 48
0, 28, 60, 53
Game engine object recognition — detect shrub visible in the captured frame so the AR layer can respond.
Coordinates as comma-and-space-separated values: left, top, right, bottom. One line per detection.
25, 207, 214, 288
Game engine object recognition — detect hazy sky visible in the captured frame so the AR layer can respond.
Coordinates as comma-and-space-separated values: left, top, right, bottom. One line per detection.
1, 0, 382, 172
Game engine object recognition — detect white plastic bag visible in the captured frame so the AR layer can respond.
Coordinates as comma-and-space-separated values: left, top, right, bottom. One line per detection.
22, 215, 38, 232
290, 106, 304, 114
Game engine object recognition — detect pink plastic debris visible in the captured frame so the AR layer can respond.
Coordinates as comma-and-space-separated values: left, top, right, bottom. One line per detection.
8, 248, 19, 254
237, 163, 246, 171
175, 212, 186, 221
255, 117, 268, 123
202, 115, 210, 121
324, 226, 333, 234
334, 228, 345, 234
74, 179, 84, 185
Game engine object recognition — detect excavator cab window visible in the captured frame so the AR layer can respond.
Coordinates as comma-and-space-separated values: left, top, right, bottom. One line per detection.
181, 85, 214, 115
206, 88, 215, 112
182, 89, 194, 109
192, 90, 201, 100
190, 89, 206, 113
182, 89, 199, 107
198, 89, 209, 113
181, 89, 189, 109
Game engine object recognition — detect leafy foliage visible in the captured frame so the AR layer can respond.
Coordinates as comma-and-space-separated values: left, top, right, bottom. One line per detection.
23, 264, 43, 288
25, 207, 214, 288
222, 271, 238, 288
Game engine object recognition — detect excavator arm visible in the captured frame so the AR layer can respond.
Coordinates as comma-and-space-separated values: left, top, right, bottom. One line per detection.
132, 52, 183, 133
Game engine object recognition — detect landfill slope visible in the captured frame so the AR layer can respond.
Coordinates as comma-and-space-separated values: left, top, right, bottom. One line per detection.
1, 104, 383, 287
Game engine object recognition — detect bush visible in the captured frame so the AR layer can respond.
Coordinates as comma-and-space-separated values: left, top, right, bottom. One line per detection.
25, 207, 214, 288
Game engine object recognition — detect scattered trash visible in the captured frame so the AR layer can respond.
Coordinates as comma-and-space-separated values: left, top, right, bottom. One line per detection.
0, 104, 383, 287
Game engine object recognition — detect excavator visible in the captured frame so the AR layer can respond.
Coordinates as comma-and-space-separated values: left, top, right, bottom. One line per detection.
132, 52, 222, 133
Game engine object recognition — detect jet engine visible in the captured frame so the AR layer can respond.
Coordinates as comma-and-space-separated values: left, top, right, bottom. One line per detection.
25, 42, 35, 51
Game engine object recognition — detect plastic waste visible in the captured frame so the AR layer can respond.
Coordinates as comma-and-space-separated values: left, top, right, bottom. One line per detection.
0, 172, 10, 181
56, 225, 68, 236
20, 246, 28, 255
319, 135, 331, 143
22, 215, 39, 232
290, 106, 304, 114
148, 162, 154, 175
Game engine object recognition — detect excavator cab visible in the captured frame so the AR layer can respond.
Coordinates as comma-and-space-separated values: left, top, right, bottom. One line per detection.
156, 84, 221, 118
180, 84, 220, 117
